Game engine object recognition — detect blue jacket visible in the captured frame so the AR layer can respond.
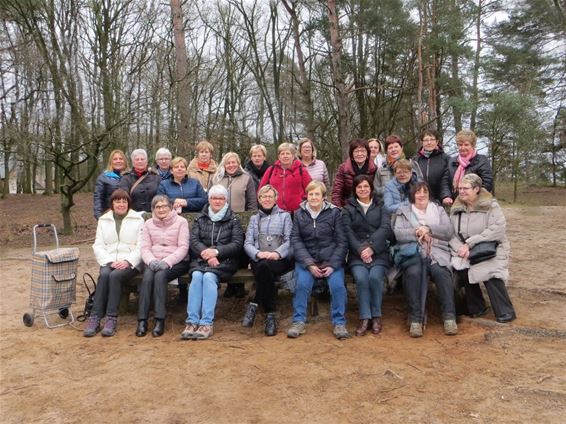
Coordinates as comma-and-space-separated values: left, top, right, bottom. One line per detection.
93, 171, 122, 219
158, 175, 208, 212
291, 201, 347, 271
384, 172, 420, 215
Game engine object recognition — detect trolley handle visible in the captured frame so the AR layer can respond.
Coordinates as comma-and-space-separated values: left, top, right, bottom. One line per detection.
32, 224, 59, 254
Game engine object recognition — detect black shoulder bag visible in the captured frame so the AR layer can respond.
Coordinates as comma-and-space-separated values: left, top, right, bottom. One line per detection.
457, 213, 498, 265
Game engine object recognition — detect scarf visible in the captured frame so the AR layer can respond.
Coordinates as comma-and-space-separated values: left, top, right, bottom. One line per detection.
208, 203, 229, 222
411, 203, 440, 258
452, 149, 477, 191
386, 152, 406, 168
259, 205, 274, 215
419, 148, 434, 158
351, 159, 369, 176
198, 161, 210, 170
134, 168, 146, 178
104, 170, 121, 179
246, 160, 270, 180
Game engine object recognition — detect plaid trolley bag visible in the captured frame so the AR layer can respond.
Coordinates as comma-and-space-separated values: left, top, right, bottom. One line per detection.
22, 224, 80, 328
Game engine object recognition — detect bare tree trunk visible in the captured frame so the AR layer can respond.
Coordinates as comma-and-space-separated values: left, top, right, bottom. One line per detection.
171, 0, 192, 155
327, 0, 351, 158
470, 0, 483, 131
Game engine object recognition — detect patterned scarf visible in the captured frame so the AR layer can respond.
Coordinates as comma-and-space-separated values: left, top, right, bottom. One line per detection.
452, 149, 477, 191
386, 152, 406, 168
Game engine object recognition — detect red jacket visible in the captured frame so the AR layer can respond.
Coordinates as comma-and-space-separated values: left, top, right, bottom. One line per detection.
331, 159, 377, 208
259, 159, 312, 213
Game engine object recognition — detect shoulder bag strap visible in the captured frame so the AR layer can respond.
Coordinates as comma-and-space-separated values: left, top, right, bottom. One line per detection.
130, 173, 148, 195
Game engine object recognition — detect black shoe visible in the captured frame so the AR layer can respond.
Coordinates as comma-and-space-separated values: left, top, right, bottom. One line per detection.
242, 302, 258, 327
223, 284, 237, 298
135, 320, 148, 337
152, 319, 165, 337
469, 307, 489, 318
265, 313, 277, 337
234, 284, 246, 299
496, 313, 516, 323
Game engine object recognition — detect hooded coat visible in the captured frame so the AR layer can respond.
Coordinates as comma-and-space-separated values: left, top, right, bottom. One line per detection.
259, 159, 312, 213
449, 189, 510, 284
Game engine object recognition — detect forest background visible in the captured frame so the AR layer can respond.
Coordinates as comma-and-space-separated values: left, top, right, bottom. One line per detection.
1, 0, 565, 234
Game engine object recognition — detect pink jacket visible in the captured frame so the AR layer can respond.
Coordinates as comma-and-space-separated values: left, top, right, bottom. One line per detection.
141, 211, 189, 267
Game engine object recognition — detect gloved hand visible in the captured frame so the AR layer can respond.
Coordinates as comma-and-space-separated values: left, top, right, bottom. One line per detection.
149, 260, 160, 272
156, 261, 169, 271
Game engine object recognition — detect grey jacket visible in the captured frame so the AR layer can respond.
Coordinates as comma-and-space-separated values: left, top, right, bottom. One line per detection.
244, 206, 293, 261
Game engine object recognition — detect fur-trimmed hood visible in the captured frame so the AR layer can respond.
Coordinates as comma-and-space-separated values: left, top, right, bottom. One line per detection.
450, 188, 496, 215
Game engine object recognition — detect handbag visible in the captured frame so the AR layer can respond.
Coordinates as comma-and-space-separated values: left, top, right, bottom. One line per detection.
393, 242, 421, 268
258, 234, 284, 252
457, 213, 499, 265
77, 273, 97, 322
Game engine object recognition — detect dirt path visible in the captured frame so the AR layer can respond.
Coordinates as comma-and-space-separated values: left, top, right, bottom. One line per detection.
1, 196, 565, 423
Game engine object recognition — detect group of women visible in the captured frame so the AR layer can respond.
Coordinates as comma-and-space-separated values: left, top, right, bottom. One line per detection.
86, 129, 515, 340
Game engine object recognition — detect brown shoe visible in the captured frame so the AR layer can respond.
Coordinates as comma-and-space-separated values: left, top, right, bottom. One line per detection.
371, 317, 382, 334
355, 319, 369, 336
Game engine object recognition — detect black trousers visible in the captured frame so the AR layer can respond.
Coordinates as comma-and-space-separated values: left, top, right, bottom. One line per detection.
456, 270, 515, 319
250, 258, 293, 313
402, 258, 456, 323
137, 261, 190, 320
92, 265, 139, 318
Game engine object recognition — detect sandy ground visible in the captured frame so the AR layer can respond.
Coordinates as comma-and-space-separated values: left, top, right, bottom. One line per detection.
1, 192, 566, 423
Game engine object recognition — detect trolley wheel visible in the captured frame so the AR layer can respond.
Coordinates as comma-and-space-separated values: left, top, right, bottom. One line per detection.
23, 313, 34, 327
58, 308, 69, 319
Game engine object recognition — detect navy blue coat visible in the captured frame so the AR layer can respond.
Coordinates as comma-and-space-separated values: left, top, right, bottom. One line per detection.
291, 201, 347, 271
414, 149, 450, 203
342, 197, 393, 268
441, 154, 493, 200
157, 176, 208, 212
93, 171, 122, 219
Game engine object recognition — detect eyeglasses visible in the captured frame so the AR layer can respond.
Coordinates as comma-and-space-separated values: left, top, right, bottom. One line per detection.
210, 197, 226, 201
260, 195, 275, 199
458, 186, 473, 192
155, 204, 170, 210
353, 148, 366, 153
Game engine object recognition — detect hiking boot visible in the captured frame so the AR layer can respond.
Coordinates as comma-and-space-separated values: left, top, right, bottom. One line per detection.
193, 325, 213, 340
409, 322, 423, 338
444, 319, 458, 336
101, 316, 118, 337
83, 315, 100, 337
241, 302, 258, 327
333, 324, 351, 340
181, 323, 199, 340
371, 317, 382, 334
355, 319, 369, 336
264, 313, 277, 337
287, 321, 306, 338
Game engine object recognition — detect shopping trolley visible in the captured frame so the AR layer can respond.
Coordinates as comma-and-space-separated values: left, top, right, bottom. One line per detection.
22, 224, 80, 328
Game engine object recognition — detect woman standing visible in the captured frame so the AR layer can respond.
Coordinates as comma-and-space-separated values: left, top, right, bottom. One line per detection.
368, 138, 385, 171
136, 195, 190, 337
288, 181, 350, 340
213, 152, 257, 212
118, 149, 161, 213
393, 182, 458, 338
298, 138, 330, 187
449, 174, 515, 323
84, 189, 144, 337
187, 140, 218, 191
181, 185, 244, 340
331, 138, 377, 208
413, 130, 449, 204
158, 157, 208, 213
441, 129, 493, 206
259, 142, 312, 213
93, 149, 128, 219
242, 185, 294, 336
244, 144, 270, 190
155, 147, 173, 180
342, 175, 393, 336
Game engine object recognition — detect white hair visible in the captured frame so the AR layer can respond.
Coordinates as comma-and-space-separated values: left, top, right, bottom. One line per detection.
208, 184, 229, 199
131, 148, 148, 162
155, 147, 172, 161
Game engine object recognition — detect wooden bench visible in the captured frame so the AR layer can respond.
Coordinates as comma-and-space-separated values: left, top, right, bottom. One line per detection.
119, 211, 338, 317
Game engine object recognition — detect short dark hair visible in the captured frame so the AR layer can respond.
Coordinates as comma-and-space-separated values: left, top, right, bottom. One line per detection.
109, 189, 131, 210
409, 181, 430, 204
419, 129, 439, 142
348, 138, 370, 159
385, 134, 403, 149
352, 174, 374, 198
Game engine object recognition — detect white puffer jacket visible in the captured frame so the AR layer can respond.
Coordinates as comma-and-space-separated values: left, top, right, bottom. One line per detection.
92, 209, 144, 267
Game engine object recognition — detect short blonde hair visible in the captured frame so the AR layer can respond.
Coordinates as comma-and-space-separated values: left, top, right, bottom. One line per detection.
195, 140, 214, 155
298, 138, 317, 160
277, 142, 297, 156
249, 144, 267, 158
106, 149, 128, 172
305, 180, 327, 196
394, 159, 412, 173
257, 184, 278, 200
456, 130, 477, 148
171, 156, 188, 169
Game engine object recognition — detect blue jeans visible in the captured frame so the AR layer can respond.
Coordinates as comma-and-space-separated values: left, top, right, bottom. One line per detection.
351, 264, 387, 319
292, 263, 347, 326
186, 271, 219, 325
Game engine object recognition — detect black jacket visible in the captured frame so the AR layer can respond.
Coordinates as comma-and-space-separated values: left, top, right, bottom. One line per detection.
414, 149, 450, 203
441, 154, 493, 200
118, 169, 161, 212
189, 207, 244, 281
93, 171, 122, 219
291, 201, 347, 271
342, 197, 393, 268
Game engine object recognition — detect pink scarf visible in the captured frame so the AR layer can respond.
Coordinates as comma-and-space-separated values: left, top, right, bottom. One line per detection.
453, 149, 476, 191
